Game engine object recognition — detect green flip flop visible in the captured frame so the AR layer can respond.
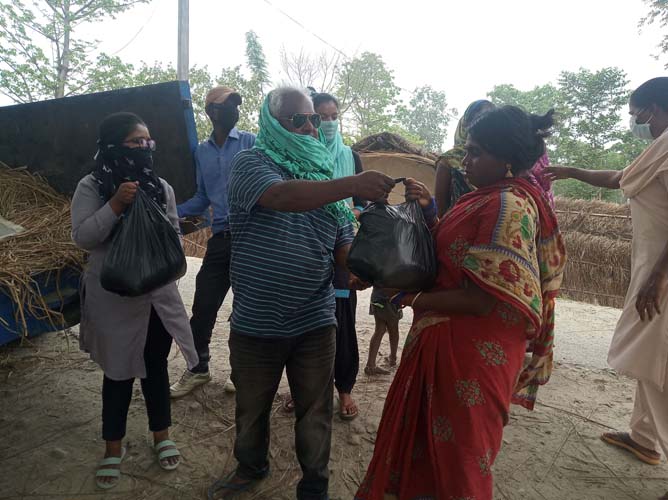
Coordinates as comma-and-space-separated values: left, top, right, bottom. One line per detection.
95, 447, 126, 490
154, 439, 181, 471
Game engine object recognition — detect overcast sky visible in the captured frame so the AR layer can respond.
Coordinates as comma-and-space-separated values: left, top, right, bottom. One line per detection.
9, 0, 668, 141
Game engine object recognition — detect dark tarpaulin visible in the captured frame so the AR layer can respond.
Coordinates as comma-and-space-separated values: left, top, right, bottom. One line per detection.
0, 81, 198, 203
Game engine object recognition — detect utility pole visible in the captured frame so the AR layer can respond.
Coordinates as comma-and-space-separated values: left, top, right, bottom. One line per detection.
177, 0, 189, 81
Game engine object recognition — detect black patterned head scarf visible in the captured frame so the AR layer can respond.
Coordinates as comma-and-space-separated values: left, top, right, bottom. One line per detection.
92, 112, 166, 210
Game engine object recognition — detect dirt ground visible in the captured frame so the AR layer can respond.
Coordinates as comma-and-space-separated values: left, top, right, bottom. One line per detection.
1, 258, 667, 500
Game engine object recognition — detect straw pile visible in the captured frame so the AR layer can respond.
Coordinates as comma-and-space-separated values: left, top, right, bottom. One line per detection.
0, 161, 212, 336
353, 132, 438, 161
555, 197, 632, 240
0, 162, 85, 334
555, 196, 632, 308
559, 231, 631, 307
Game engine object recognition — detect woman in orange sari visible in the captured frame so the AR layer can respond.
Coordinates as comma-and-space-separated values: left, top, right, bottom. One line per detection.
355, 106, 566, 500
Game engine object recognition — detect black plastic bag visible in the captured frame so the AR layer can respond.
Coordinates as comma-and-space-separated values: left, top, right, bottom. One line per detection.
101, 188, 187, 297
347, 200, 436, 291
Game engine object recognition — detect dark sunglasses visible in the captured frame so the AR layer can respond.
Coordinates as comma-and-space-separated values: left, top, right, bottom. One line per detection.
281, 113, 322, 129
123, 138, 156, 151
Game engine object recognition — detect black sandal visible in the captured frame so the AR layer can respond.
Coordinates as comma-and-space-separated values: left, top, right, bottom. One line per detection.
208, 471, 258, 500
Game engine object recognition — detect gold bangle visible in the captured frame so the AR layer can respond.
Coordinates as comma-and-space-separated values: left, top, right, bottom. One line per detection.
411, 291, 423, 308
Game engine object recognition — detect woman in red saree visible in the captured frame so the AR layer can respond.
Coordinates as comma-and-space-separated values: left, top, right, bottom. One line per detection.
355, 106, 566, 500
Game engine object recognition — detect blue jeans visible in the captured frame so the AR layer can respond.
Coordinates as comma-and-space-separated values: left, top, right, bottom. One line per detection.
229, 327, 335, 500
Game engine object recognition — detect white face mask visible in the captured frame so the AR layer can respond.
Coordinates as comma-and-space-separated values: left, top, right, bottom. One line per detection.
630, 110, 655, 141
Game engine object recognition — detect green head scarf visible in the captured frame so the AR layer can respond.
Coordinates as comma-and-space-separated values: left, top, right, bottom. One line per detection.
453, 99, 495, 146
442, 99, 496, 168
253, 93, 356, 226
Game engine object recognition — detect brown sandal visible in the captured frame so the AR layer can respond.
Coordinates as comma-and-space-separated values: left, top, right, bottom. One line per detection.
338, 395, 359, 421
601, 432, 661, 465
365, 365, 390, 376
339, 403, 359, 421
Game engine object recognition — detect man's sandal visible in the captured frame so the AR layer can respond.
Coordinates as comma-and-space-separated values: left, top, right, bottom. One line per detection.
339, 397, 359, 421
364, 365, 390, 376
95, 447, 126, 490
601, 432, 661, 465
208, 471, 259, 500
154, 439, 181, 471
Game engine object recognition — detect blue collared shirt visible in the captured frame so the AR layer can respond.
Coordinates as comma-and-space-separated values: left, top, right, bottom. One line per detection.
177, 128, 256, 234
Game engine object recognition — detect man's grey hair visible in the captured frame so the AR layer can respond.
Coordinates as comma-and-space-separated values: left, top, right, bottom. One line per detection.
268, 87, 312, 118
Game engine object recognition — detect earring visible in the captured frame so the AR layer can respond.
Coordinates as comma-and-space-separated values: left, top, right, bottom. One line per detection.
505, 164, 514, 178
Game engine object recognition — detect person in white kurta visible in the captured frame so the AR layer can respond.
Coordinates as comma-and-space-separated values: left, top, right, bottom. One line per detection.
547, 79, 668, 487
609, 128, 668, 464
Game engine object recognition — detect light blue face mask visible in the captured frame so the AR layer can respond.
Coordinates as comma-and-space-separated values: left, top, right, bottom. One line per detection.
630, 110, 655, 141
320, 119, 339, 142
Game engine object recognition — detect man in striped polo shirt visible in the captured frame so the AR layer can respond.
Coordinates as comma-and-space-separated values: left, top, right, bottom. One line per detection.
208, 87, 395, 500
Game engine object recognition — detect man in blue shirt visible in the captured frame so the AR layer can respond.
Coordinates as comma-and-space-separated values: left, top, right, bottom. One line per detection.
207, 87, 395, 500
170, 86, 255, 398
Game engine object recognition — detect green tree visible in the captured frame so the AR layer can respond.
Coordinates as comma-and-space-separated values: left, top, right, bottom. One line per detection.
84, 54, 137, 94
558, 67, 629, 150
488, 83, 563, 115
488, 82, 572, 165
488, 68, 639, 202
551, 67, 634, 189
640, 0, 668, 66
0, 0, 148, 102
609, 132, 647, 167
557, 68, 638, 201
395, 85, 453, 151
336, 52, 400, 137
245, 31, 271, 96
489, 69, 634, 168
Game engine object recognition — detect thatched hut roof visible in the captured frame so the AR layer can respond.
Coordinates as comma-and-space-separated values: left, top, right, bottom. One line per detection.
559, 231, 631, 308
554, 197, 632, 241
352, 133, 438, 161
554, 196, 632, 308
